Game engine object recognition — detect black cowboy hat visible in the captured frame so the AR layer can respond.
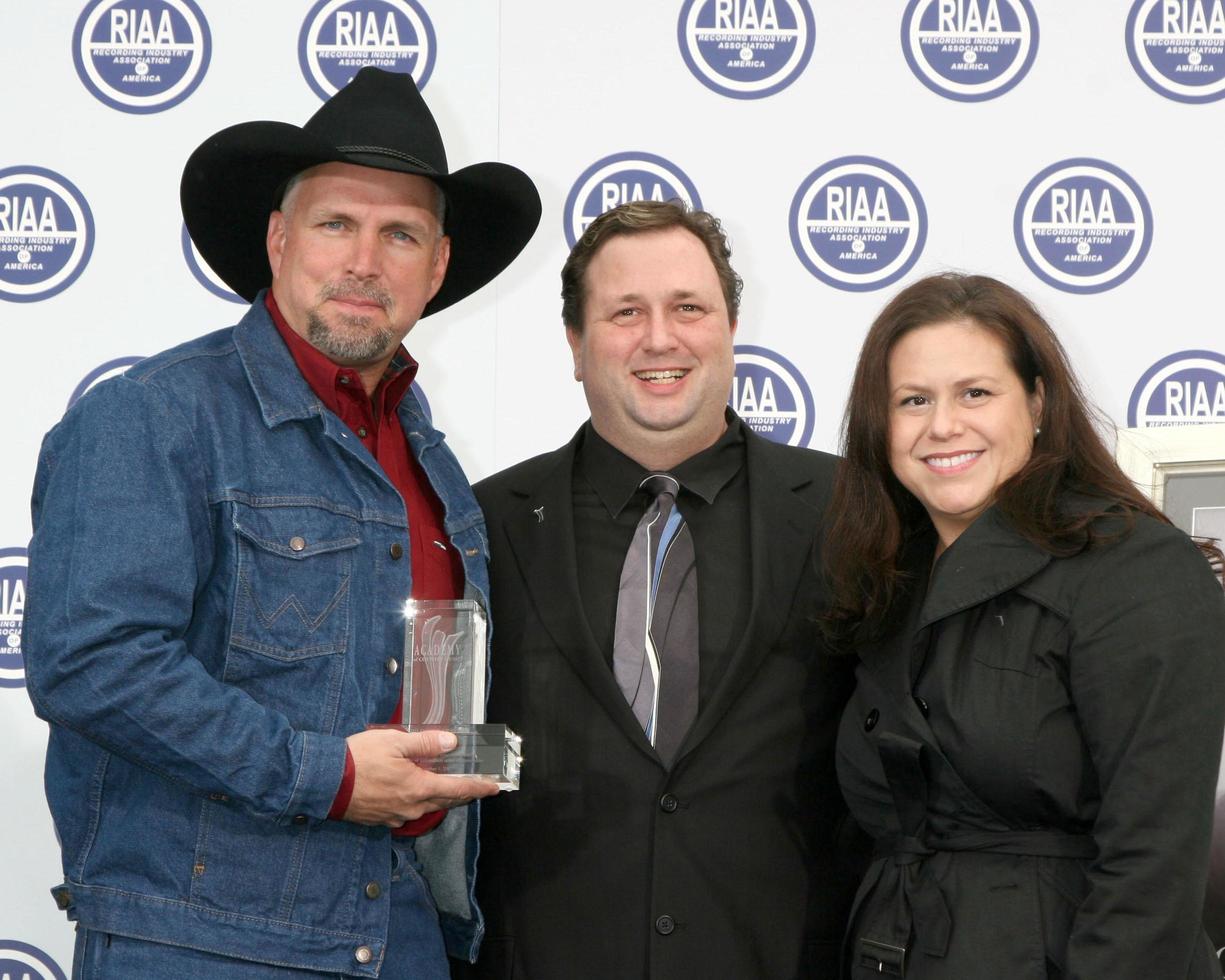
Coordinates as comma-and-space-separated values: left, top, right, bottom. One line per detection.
180, 67, 540, 317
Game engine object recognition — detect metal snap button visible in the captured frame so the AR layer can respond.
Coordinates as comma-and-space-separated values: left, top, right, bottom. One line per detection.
364, 881, 382, 900
389, 542, 404, 560
289, 536, 306, 552
385, 657, 399, 675
354, 946, 373, 964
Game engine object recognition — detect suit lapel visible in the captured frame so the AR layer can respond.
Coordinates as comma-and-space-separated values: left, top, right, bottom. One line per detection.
677, 436, 820, 760
500, 434, 658, 755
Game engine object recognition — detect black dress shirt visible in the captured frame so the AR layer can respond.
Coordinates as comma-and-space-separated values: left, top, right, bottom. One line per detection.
572, 414, 751, 710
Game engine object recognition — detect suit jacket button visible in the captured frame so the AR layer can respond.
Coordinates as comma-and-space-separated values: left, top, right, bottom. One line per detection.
659, 793, 679, 813
864, 709, 880, 732
913, 695, 930, 716
655, 914, 676, 935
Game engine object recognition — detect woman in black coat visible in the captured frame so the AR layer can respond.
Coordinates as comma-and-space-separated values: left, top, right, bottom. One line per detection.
825, 273, 1225, 979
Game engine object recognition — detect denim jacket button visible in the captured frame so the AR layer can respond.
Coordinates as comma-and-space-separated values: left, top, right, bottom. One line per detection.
292, 814, 308, 825
385, 657, 399, 675
364, 881, 382, 900
389, 542, 404, 560
355, 946, 374, 964
289, 536, 306, 552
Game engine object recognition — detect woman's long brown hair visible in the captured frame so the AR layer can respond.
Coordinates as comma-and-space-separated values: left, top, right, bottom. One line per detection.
822, 273, 1219, 643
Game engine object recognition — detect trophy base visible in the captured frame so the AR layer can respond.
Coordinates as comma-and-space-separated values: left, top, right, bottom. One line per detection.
402, 723, 522, 791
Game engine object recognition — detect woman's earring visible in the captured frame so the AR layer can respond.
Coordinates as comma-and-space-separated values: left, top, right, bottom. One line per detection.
1034, 426, 1042, 437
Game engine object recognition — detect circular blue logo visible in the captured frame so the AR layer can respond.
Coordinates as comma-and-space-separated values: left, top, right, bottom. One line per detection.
0, 166, 95, 304
789, 156, 927, 292
68, 357, 145, 410
1127, 0, 1225, 103
901, 0, 1038, 101
677, 0, 816, 99
0, 549, 29, 691
1127, 350, 1225, 426
730, 345, 815, 446
562, 152, 703, 249
1014, 158, 1153, 294
181, 224, 244, 304
72, 0, 211, 114
299, 0, 436, 101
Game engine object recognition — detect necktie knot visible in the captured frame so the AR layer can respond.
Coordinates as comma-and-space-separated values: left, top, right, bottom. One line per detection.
640, 473, 680, 501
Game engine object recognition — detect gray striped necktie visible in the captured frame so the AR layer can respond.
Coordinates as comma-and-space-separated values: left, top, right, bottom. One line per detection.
612, 473, 699, 766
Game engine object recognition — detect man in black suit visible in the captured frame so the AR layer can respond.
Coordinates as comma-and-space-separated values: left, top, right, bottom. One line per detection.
463, 201, 861, 979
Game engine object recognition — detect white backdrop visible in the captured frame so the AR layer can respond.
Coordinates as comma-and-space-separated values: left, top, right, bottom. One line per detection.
3, 2, 1225, 976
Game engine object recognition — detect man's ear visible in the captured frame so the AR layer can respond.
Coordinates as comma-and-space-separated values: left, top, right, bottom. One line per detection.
565, 326, 583, 382
266, 210, 286, 279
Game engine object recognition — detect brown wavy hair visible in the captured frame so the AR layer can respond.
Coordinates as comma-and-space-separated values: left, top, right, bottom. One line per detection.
822, 272, 1218, 641
560, 200, 742, 331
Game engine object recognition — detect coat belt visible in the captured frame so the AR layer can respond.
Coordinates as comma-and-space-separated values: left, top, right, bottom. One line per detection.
854, 732, 1097, 976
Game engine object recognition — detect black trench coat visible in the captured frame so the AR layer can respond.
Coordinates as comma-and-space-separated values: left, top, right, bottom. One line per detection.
838, 504, 1225, 979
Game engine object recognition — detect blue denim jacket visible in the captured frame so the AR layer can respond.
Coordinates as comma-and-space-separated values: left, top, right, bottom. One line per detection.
24, 296, 489, 975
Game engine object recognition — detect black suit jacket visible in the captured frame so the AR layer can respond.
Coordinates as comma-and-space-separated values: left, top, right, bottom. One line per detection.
464, 426, 862, 980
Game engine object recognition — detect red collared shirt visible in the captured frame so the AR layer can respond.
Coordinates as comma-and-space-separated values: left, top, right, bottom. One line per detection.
267, 293, 461, 834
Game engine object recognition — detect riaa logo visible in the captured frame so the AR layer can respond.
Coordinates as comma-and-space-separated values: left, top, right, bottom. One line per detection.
68, 357, 144, 410
1014, 158, 1153, 294
562, 152, 703, 249
1127, 0, 1225, 103
730, 345, 814, 446
72, 0, 211, 114
0, 167, 94, 304
299, 0, 436, 101
1127, 350, 1225, 426
901, 0, 1038, 101
0, 549, 29, 690
181, 225, 243, 304
789, 156, 927, 292
677, 0, 816, 99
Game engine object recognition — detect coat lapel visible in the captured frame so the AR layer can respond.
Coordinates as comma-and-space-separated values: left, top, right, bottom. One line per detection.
499, 433, 658, 754
676, 435, 821, 760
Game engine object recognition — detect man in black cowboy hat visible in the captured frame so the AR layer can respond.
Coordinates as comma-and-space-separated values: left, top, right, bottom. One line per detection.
24, 67, 539, 979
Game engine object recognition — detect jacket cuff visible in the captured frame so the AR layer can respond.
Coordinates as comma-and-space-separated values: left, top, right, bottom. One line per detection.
279, 731, 348, 826
327, 747, 356, 820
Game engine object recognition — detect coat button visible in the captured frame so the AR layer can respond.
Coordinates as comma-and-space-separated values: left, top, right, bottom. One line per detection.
385, 657, 399, 675
365, 881, 382, 900
389, 542, 404, 560
354, 946, 373, 964
864, 709, 879, 732
655, 914, 676, 935
289, 536, 306, 552
659, 794, 679, 813
913, 695, 930, 717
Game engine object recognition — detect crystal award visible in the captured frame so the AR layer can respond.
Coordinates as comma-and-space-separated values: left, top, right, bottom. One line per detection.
401, 598, 521, 790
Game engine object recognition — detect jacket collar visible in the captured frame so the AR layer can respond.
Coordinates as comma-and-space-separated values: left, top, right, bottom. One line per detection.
917, 506, 1051, 630
233, 291, 329, 429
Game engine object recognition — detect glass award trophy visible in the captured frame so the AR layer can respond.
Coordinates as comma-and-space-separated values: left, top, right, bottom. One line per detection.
401, 598, 521, 790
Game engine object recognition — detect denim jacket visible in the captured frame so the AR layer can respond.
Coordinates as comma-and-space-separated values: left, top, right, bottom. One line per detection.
24, 296, 490, 975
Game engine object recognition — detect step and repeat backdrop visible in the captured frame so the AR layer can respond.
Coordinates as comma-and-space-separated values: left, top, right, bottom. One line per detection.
3, 1, 1225, 976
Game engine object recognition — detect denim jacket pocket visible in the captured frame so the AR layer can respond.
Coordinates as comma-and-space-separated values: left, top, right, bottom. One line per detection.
228, 503, 361, 660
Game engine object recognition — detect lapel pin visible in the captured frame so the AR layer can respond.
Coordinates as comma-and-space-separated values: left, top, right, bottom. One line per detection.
533, 506, 545, 524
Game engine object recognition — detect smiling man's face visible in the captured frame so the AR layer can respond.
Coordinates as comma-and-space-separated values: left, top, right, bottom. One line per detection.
566, 226, 737, 470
